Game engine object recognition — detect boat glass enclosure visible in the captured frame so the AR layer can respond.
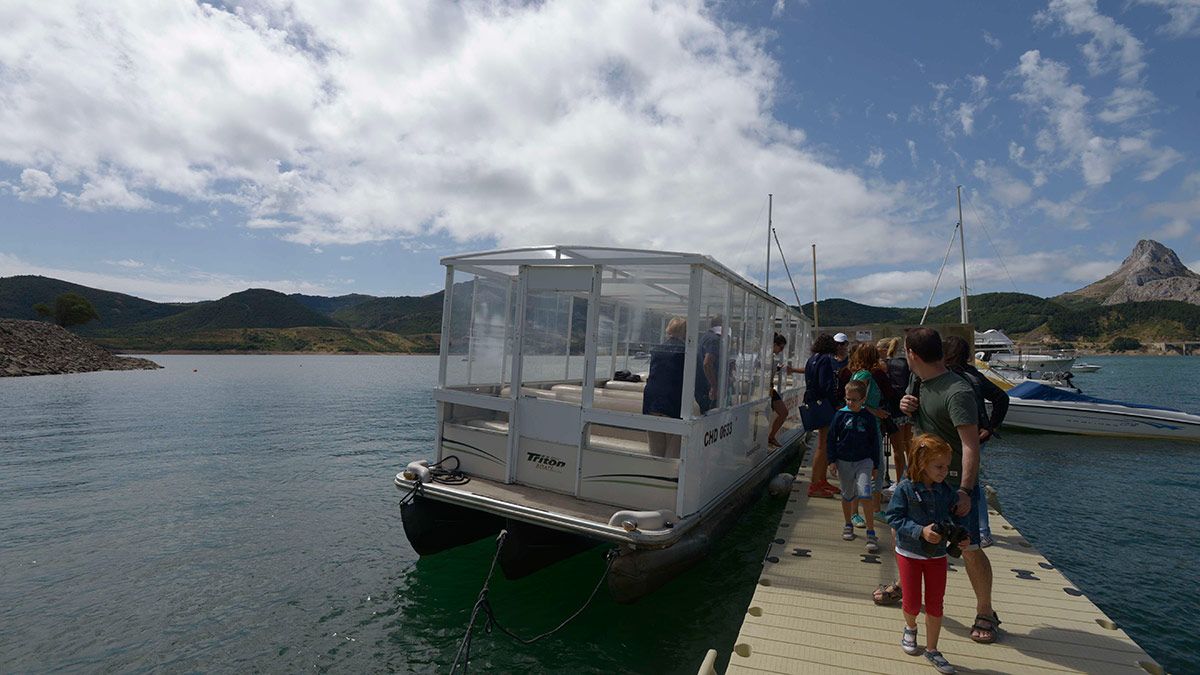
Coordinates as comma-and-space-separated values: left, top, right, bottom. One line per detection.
434, 246, 811, 517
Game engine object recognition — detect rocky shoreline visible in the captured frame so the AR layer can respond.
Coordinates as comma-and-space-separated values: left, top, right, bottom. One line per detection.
0, 319, 162, 377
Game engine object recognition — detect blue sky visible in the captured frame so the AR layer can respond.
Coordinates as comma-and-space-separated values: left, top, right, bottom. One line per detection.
1, 0, 1198, 306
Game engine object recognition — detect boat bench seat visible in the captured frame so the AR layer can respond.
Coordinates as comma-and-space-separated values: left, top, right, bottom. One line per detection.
603, 379, 647, 392
450, 418, 653, 455
463, 418, 510, 433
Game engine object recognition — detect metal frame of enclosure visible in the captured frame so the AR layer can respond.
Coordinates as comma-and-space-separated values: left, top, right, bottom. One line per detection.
432, 246, 811, 519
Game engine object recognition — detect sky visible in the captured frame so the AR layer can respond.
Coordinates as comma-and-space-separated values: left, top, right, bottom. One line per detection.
1, 0, 1199, 306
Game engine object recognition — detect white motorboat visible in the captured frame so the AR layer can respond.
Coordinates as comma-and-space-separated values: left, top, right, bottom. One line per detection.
975, 329, 1076, 372
394, 245, 812, 602
1071, 362, 1102, 373
1004, 381, 1200, 441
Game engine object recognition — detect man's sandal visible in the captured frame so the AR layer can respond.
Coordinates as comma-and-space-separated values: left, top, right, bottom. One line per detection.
874, 583, 902, 605
970, 612, 1001, 643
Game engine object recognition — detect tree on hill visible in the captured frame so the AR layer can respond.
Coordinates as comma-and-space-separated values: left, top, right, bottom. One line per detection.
1108, 337, 1142, 352
34, 293, 101, 328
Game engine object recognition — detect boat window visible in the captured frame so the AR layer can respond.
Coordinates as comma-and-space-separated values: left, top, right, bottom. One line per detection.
699, 270, 730, 412
728, 289, 748, 405
445, 270, 515, 395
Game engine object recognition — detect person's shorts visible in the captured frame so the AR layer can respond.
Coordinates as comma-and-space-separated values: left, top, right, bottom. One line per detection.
953, 483, 984, 550
770, 388, 781, 403
836, 459, 874, 501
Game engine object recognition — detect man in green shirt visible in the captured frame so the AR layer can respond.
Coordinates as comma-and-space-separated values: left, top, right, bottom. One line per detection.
899, 327, 999, 644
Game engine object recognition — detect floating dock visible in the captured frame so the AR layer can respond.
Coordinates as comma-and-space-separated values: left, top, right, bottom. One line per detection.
703, 461, 1164, 674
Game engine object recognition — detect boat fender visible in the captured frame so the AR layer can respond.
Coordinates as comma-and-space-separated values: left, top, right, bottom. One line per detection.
607, 509, 678, 532
402, 459, 431, 483
768, 472, 795, 496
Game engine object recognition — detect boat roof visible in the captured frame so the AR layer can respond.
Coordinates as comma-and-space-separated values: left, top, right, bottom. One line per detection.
1008, 381, 1180, 412
441, 245, 808, 318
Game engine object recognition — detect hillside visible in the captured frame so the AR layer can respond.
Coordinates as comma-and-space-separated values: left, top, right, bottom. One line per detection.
94, 326, 439, 353
0, 275, 191, 329
290, 293, 376, 315
806, 292, 1061, 334
1047, 300, 1200, 341
331, 294, 444, 333
118, 288, 341, 335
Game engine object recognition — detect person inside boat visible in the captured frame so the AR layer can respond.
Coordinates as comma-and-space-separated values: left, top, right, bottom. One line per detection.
803, 333, 841, 497
768, 332, 803, 447
642, 317, 710, 458
699, 316, 725, 411
899, 327, 1000, 645
942, 335, 1009, 549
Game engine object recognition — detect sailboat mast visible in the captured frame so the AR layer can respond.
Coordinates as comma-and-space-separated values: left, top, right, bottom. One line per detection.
957, 185, 969, 324
812, 244, 819, 329
766, 194, 773, 295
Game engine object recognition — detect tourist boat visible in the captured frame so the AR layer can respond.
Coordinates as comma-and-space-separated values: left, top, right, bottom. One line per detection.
1002, 381, 1200, 441
395, 246, 811, 602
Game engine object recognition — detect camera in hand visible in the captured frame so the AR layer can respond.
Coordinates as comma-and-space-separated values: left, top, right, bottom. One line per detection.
923, 520, 970, 558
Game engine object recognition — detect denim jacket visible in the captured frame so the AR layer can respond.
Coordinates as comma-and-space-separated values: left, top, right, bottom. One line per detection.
885, 478, 956, 557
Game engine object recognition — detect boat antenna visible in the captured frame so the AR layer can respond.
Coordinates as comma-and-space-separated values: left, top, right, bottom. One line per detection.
920, 218, 960, 325
765, 194, 772, 294
957, 185, 969, 324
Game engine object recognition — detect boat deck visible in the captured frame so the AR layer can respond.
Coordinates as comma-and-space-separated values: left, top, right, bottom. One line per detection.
713, 463, 1162, 674
432, 474, 620, 524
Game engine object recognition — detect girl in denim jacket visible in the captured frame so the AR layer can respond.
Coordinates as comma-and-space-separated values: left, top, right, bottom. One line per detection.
885, 434, 965, 674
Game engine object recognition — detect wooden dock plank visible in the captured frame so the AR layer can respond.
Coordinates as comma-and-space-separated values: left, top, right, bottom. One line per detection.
716, 463, 1162, 675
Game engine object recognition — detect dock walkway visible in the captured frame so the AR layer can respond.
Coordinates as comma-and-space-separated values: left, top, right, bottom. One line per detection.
714, 463, 1163, 674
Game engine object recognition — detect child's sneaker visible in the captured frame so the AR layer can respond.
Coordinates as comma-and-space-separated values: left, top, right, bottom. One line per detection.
851, 513, 866, 529
842, 523, 855, 541
901, 625, 920, 655
924, 650, 955, 674
865, 530, 880, 553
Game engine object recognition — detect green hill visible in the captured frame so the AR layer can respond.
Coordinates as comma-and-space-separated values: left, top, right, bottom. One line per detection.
800, 298, 914, 325
331, 293, 444, 333
803, 293, 1060, 334
118, 288, 341, 335
0, 275, 191, 329
290, 293, 375, 315
1048, 300, 1200, 341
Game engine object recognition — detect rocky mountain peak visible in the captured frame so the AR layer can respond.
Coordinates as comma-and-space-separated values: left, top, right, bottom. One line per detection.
1061, 239, 1200, 306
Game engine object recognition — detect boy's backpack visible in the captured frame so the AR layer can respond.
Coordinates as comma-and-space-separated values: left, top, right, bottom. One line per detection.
952, 366, 991, 432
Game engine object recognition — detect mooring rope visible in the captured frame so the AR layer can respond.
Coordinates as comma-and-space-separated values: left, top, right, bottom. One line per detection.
449, 530, 618, 673
398, 455, 471, 506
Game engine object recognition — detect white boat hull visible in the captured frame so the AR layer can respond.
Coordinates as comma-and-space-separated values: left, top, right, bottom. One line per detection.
990, 353, 1076, 371
1004, 398, 1200, 441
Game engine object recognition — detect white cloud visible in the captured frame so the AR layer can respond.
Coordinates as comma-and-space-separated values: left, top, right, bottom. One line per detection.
839, 269, 938, 306
1153, 219, 1191, 239
7, 168, 59, 200
1036, 0, 1146, 82
887, 111, 899, 123
0, 252, 336, 302
1098, 86, 1156, 124
982, 30, 1002, 50
1013, 50, 1178, 187
972, 160, 1032, 207
957, 103, 975, 135
1135, 0, 1200, 37
105, 258, 145, 268
1064, 259, 1119, 282
0, 1, 928, 273
339, 255, 354, 261
62, 174, 157, 212
907, 139, 918, 166
865, 148, 885, 168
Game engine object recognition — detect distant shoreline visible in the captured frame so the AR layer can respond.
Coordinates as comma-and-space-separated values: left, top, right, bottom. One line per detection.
115, 349, 437, 356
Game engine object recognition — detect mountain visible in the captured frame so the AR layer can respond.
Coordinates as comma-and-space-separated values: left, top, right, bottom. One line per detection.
331, 294, 444, 333
117, 288, 341, 335
0, 275, 191, 329
805, 292, 1060, 334
800, 298, 914, 326
290, 293, 375, 315
1059, 239, 1200, 306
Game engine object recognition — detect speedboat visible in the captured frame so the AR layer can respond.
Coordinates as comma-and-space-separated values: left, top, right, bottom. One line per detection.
394, 246, 811, 602
1071, 362, 1102, 373
1003, 381, 1200, 441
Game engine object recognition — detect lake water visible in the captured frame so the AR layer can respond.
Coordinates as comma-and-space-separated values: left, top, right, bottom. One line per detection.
0, 354, 1195, 673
